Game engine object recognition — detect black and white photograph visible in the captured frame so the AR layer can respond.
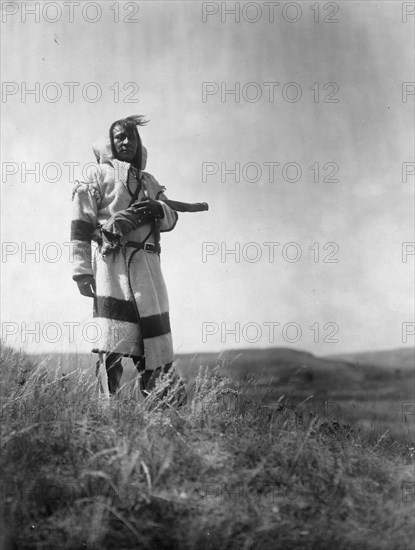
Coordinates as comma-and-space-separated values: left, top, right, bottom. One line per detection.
1, 1, 414, 548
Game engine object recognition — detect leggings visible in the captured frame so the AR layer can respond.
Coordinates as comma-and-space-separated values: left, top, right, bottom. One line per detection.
105, 353, 172, 395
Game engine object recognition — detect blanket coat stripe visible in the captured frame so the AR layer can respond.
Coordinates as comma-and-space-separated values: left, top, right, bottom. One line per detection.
93, 296, 171, 338
71, 219, 94, 242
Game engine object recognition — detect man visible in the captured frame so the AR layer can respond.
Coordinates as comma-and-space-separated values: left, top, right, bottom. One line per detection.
71, 115, 179, 398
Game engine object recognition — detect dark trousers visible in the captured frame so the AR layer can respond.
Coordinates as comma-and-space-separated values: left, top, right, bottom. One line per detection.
105, 353, 172, 396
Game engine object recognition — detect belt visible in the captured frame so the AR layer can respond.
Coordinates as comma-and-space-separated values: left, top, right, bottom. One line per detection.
125, 241, 161, 254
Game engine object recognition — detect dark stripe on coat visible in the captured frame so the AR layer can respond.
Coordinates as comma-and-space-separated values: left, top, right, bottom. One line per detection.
71, 220, 94, 242
93, 297, 171, 338
141, 312, 171, 339
93, 296, 137, 323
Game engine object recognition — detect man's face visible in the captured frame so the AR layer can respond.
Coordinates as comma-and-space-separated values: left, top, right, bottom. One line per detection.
112, 124, 138, 163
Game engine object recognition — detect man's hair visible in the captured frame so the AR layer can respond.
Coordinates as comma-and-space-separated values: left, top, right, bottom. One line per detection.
109, 115, 149, 169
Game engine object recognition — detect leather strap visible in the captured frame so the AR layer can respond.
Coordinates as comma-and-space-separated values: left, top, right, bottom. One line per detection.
125, 241, 161, 254
127, 167, 143, 206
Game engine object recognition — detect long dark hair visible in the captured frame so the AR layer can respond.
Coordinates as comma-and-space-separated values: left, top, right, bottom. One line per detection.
109, 115, 149, 170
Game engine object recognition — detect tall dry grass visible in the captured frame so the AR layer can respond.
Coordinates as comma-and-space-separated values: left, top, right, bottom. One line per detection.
0, 346, 414, 550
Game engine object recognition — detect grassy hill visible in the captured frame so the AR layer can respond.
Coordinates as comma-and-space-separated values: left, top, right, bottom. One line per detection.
173, 347, 415, 442
1, 345, 414, 549
326, 348, 415, 370
25, 346, 415, 440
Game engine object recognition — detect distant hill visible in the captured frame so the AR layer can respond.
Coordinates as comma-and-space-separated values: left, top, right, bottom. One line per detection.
174, 347, 413, 401
24, 345, 414, 403
326, 348, 415, 370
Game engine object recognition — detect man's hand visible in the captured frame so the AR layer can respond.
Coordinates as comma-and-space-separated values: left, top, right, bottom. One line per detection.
132, 199, 164, 224
76, 275, 96, 298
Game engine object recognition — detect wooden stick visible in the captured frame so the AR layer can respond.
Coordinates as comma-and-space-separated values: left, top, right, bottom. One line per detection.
162, 200, 209, 213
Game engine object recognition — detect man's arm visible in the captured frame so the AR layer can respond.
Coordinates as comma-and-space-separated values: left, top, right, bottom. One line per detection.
137, 174, 179, 232
155, 191, 179, 233
70, 180, 100, 296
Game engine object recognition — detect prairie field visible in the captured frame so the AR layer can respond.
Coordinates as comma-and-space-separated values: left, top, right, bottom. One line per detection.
0, 345, 414, 550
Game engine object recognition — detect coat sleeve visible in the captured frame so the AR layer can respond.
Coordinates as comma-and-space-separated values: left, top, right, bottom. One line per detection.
145, 173, 178, 232
157, 190, 179, 233
70, 176, 101, 281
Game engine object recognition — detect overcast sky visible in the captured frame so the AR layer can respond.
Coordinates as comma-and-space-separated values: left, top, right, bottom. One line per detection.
1, 0, 414, 358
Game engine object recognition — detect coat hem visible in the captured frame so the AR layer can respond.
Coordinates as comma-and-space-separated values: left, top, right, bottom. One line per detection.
91, 347, 143, 360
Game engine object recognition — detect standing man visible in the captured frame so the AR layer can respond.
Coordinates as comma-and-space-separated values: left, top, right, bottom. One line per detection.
71, 115, 179, 397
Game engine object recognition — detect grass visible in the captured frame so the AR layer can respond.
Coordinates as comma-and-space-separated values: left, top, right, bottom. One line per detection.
1, 346, 414, 550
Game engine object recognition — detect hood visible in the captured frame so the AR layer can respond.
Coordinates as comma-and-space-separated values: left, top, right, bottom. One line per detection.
92, 117, 148, 170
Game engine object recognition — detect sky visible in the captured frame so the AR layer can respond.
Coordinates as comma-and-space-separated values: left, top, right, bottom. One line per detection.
1, 0, 414, 359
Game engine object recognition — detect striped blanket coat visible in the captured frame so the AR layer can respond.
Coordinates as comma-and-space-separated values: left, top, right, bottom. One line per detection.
70, 135, 178, 369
